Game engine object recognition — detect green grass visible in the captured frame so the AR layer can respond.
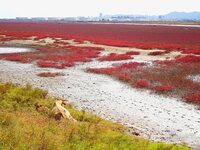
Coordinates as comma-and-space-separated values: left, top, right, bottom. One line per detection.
0, 83, 190, 150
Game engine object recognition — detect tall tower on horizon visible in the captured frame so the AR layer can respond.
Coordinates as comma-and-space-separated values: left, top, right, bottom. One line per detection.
99, 13, 103, 18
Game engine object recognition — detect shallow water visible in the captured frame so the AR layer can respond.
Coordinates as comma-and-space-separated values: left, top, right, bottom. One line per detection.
0, 47, 32, 54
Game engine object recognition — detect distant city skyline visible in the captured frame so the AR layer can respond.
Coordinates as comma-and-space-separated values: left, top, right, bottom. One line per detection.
0, 0, 200, 18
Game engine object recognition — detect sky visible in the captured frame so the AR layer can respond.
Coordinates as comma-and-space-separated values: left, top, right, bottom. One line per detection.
0, 0, 200, 18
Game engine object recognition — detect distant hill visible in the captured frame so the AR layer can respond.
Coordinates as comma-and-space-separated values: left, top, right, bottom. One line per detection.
103, 12, 200, 21
163, 12, 200, 20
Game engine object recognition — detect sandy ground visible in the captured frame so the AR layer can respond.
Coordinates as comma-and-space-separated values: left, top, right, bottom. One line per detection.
0, 37, 182, 58
66, 39, 182, 58
0, 39, 200, 148
0, 37, 55, 46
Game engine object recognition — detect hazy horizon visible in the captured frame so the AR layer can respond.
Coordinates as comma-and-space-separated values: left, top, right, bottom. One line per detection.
1, 0, 200, 18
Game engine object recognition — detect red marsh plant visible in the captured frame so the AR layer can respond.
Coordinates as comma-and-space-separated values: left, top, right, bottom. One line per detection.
87, 57, 200, 105
87, 68, 118, 75
5, 56, 31, 63
135, 80, 149, 88
0, 22, 200, 55
36, 61, 74, 69
126, 51, 140, 55
0, 38, 104, 69
37, 72, 64, 77
116, 72, 133, 82
148, 51, 166, 56
184, 92, 200, 104
175, 55, 200, 63
182, 49, 200, 55
98, 53, 132, 61
153, 85, 173, 93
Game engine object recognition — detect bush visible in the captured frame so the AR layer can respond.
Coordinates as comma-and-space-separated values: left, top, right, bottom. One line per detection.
0, 83, 47, 110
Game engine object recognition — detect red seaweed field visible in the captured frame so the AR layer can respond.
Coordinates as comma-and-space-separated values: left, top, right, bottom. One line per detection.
0, 21, 200, 53
0, 21, 200, 105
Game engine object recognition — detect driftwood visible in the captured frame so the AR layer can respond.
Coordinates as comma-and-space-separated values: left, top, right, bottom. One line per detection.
52, 99, 76, 122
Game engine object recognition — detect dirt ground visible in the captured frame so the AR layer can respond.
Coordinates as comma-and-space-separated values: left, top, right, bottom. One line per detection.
0, 38, 200, 148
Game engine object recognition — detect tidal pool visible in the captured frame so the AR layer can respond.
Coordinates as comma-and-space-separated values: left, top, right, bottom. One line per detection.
0, 47, 32, 54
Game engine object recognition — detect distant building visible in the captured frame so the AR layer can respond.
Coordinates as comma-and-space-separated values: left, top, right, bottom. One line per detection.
47, 17, 61, 21
77, 16, 89, 21
30, 17, 46, 21
16, 17, 29, 20
99, 13, 103, 18
62, 17, 76, 21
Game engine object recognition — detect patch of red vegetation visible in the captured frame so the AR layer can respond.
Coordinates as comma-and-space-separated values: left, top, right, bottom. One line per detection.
116, 72, 132, 82
0, 52, 33, 63
117, 62, 145, 69
5, 56, 31, 63
87, 62, 144, 77
176, 55, 200, 63
36, 61, 73, 69
126, 51, 140, 55
0, 22, 200, 54
184, 92, 200, 104
87, 62, 145, 78
154, 55, 200, 64
148, 51, 166, 56
0, 22, 199, 105
98, 53, 132, 61
87, 58, 200, 105
87, 68, 118, 75
135, 80, 149, 88
183, 49, 200, 55
37, 72, 64, 77
153, 85, 173, 93
0, 44, 104, 69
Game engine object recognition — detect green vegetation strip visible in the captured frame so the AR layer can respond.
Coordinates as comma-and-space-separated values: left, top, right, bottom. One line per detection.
0, 83, 190, 150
